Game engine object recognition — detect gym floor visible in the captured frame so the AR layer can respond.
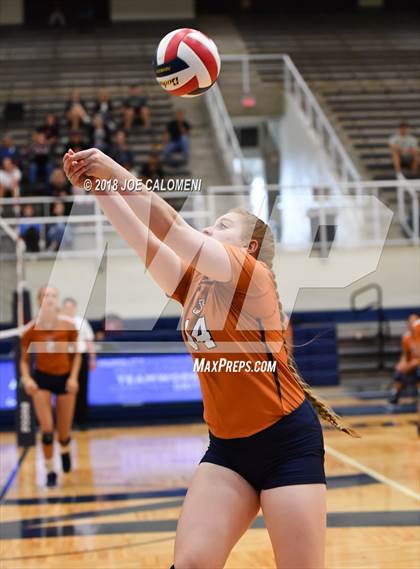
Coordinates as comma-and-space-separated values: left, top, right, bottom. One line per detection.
1, 387, 419, 569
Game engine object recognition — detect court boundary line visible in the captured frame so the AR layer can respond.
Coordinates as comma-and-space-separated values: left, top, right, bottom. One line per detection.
325, 444, 420, 502
0, 447, 29, 503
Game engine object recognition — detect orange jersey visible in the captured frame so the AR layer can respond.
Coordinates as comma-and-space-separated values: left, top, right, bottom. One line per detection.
171, 244, 305, 439
403, 319, 420, 362
21, 316, 78, 375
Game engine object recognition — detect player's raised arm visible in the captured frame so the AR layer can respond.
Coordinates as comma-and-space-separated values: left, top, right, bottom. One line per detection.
63, 151, 189, 298
64, 148, 233, 283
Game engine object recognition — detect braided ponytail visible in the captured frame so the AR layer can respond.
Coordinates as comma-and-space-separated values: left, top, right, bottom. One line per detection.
231, 207, 360, 438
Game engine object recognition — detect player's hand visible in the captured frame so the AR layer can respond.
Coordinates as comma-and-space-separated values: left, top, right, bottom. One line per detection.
66, 377, 79, 394
89, 356, 96, 372
63, 149, 95, 190
65, 148, 117, 182
23, 378, 38, 396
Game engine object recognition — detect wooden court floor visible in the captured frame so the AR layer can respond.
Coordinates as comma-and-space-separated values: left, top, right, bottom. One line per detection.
0, 388, 419, 569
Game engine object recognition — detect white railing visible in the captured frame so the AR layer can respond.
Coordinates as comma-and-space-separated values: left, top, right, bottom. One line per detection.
1, 180, 419, 260
397, 176, 420, 245
206, 179, 420, 251
204, 83, 248, 185
0, 217, 26, 328
219, 53, 361, 186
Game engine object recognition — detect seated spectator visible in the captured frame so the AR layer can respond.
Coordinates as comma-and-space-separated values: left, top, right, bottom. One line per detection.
89, 114, 111, 153
0, 157, 22, 198
65, 89, 90, 131
0, 133, 21, 166
93, 88, 115, 131
388, 313, 420, 410
110, 130, 134, 169
19, 204, 41, 252
28, 130, 54, 186
39, 113, 60, 148
65, 130, 87, 153
122, 84, 151, 131
140, 152, 164, 183
389, 122, 419, 177
47, 201, 73, 251
48, 1, 66, 27
48, 168, 72, 215
162, 110, 191, 166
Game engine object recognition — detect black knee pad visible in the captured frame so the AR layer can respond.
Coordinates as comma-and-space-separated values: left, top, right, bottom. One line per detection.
169, 565, 175, 569
59, 437, 71, 447
42, 432, 54, 446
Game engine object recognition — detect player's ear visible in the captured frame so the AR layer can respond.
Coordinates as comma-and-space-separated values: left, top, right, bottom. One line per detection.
246, 239, 259, 255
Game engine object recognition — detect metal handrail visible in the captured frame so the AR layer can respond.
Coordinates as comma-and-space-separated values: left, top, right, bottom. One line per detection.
220, 53, 361, 186
397, 175, 420, 245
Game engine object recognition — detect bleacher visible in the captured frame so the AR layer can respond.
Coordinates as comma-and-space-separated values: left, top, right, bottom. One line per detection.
235, 12, 420, 181
0, 23, 197, 186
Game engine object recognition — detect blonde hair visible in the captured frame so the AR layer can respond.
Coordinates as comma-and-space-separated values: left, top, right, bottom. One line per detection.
231, 207, 360, 438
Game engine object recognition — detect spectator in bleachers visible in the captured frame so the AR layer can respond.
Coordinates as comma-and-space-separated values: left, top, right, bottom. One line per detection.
122, 84, 151, 131
47, 200, 73, 251
65, 89, 90, 131
110, 130, 134, 169
89, 114, 111, 153
140, 152, 164, 184
93, 88, 115, 131
39, 113, 60, 148
48, 1, 66, 27
162, 110, 191, 166
48, 168, 72, 215
389, 122, 419, 177
65, 130, 87, 153
0, 157, 22, 198
19, 204, 41, 253
28, 130, 54, 186
388, 313, 420, 411
0, 133, 21, 166
49, 168, 71, 197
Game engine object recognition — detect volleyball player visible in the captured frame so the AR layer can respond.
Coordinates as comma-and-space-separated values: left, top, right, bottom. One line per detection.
64, 147, 358, 569
21, 286, 81, 487
388, 313, 420, 412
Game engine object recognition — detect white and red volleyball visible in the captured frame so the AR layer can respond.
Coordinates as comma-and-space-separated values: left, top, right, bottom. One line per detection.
153, 28, 221, 98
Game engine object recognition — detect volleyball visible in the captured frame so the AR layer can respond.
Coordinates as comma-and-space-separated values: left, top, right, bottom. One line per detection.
153, 28, 221, 97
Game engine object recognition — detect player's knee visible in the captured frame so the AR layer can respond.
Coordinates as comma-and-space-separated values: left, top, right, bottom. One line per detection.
174, 550, 218, 569
59, 437, 71, 447
42, 432, 54, 446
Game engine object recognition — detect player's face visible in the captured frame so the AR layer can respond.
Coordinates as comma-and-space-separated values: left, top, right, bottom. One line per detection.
62, 301, 76, 318
202, 212, 245, 246
38, 287, 59, 311
408, 314, 419, 331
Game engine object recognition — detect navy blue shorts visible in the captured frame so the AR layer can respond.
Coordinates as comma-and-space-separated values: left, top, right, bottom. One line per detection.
33, 369, 69, 395
200, 398, 326, 491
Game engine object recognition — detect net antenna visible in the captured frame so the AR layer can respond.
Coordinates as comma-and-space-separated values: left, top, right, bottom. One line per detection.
0, 217, 26, 338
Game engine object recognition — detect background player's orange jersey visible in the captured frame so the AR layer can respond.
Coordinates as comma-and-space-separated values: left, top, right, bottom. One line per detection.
171, 244, 304, 438
21, 316, 78, 376
403, 318, 420, 361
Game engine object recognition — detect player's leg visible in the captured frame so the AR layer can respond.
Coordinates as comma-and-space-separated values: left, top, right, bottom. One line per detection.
56, 392, 77, 473
388, 372, 406, 407
261, 483, 326, 569
174, 462, 260, 569
31, 390, 56, 486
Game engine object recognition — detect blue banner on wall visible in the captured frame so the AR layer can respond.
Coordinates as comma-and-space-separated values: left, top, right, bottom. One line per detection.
0, 354, 201, 411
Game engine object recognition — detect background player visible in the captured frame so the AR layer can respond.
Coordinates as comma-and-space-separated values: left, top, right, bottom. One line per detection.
61, 297, 96, 429
64, 147, 358, 568
388, 313, 420, 413
21, 285, 81, 486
